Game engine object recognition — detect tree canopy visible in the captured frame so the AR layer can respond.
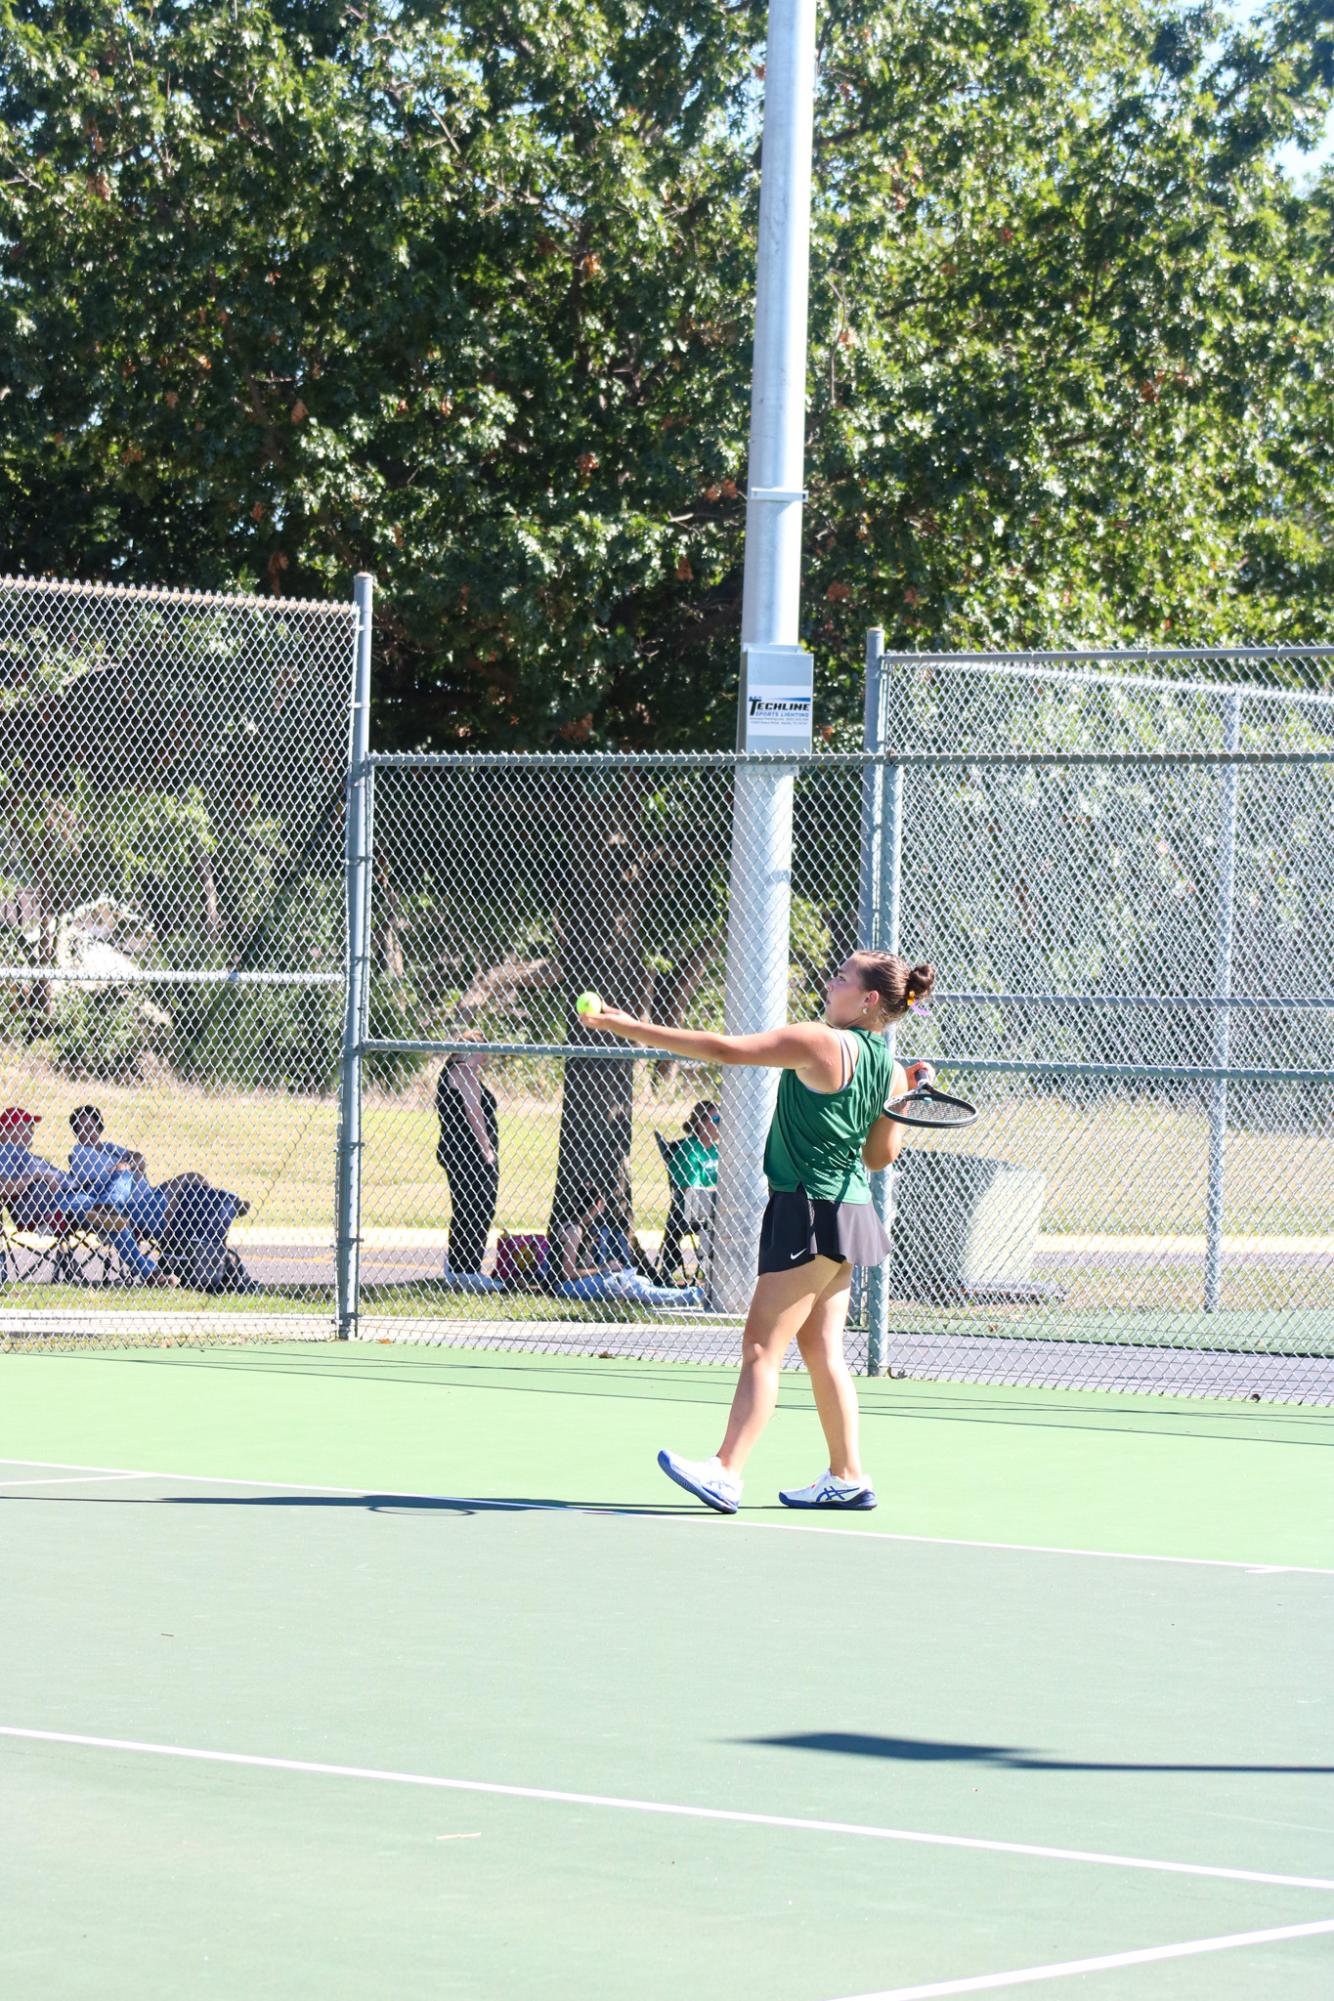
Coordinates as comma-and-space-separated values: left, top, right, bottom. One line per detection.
3, 0, 1332, 748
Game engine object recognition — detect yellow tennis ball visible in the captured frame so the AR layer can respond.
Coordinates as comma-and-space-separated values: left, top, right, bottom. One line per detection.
575, 990, 603, 1017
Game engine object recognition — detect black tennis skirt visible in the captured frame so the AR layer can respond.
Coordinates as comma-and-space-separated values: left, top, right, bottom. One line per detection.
758, 1186, 891, 1275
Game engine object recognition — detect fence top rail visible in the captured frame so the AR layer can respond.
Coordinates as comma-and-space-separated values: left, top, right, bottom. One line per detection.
363, 1037, 696, 1062
945, 1056, 1334, 1085
0, 966, 342, 986
5, 977, 1322, 1007
883, 646, 1334, 707
0, 573, 356, 617
367, 746, 1334, 770
360, 1039, 1333, 1087
938, 991, 1334, 1012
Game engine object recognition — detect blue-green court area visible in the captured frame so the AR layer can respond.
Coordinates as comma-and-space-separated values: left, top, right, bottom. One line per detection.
3, 1343, 1332, 2000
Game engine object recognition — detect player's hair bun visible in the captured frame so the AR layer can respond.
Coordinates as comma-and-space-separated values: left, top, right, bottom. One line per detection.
904, 963, 937, 1010
853, 952, 936, 1020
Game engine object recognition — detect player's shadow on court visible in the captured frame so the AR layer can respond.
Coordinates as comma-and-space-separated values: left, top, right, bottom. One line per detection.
160, 1492, 690, 1518
742, 1731, 1334, 1774
0, 1491, 694, 1518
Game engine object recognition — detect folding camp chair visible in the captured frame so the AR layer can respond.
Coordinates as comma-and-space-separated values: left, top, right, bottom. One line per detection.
0, 1197, 145, 1288
652, 1132, 714, 1286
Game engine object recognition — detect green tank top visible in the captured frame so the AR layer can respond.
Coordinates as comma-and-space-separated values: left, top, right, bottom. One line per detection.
762, 1026, 894, 1203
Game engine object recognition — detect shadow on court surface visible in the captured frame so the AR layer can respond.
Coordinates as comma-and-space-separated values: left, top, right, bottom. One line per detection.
743, 1731, 1334, 1775
0, 1490, 691, 1518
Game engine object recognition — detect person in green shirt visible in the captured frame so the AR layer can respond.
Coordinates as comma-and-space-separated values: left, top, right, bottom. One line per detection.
657, 1100, 720, 1286
666, 1101, 720, 1192
583, 950, 936, 1515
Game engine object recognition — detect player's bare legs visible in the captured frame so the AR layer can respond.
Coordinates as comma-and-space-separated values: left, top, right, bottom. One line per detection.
716, 1257, 843, 1476
793, 1264, 863, 1481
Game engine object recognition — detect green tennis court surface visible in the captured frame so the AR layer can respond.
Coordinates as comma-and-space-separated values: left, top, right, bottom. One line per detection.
3, 1346, 1332, 2000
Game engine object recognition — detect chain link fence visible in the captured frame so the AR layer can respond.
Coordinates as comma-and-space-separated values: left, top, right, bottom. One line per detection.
355, 753, 752, 1352
2, 585, 1330, 1401
0, 574, 360, 1347
351, 654, 1334, 1399
863, 649, 1334, 1396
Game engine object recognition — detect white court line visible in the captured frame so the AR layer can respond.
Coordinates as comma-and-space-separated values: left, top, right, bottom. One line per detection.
1, 1455, 1331, 1575
827, 1914, 1334, 2000
0, 1471, 154, 1489
3, 1726, 1334, 1893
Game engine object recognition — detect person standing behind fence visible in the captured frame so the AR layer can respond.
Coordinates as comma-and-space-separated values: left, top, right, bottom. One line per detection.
435, 1033, 499, 1277
657, 1099, 719, 1284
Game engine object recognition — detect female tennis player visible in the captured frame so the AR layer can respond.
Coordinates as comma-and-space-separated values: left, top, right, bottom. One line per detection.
581, 950, 936, 1514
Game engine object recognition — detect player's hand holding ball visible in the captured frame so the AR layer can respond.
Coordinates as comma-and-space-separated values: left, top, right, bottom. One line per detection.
575, 992, 644, 1038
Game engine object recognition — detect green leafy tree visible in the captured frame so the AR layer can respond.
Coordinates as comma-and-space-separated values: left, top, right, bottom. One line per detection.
3, 2, 1331, 1183
3, 0, 1331, 755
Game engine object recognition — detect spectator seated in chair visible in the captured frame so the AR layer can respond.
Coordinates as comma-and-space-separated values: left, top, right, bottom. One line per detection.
0, 1105, 170, 1286
544, 1182, 704, 1308
65, 1104, 257, 1293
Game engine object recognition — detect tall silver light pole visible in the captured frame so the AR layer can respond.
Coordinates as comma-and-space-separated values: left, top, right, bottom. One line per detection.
1204, 690, 1242, 1312
711, 0, 818, 1313
335, 572, 374, 1339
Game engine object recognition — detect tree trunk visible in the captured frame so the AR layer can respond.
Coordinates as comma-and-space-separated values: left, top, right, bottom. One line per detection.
35, 872, 57, 1025
651, 931, 724, 1087
373, 854, 406, 979
549, 774, 645, 1241
197, 848, 222, 942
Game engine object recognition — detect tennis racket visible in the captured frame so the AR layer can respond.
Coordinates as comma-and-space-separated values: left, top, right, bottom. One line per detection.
881, 1082, 978, 1130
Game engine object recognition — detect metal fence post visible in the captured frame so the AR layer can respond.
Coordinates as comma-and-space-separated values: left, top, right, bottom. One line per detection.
855, 629, 886, 1345
866, 648, 903, 1374
859, 629, 887, 947
713, 767, 797, 1314
1205, 691, 1242, 1313
335, 573, 374, 1339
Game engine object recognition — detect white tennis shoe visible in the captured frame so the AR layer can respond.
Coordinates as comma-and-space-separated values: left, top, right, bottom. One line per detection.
656, 1448, 742, 1515
778, 1470, 877, 1510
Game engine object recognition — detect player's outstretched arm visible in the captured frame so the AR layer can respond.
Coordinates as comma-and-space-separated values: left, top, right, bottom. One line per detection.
583, 1007, 840, 1080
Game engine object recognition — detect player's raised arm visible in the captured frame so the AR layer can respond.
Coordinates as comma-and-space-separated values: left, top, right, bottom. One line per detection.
578, 1008, 848, 1090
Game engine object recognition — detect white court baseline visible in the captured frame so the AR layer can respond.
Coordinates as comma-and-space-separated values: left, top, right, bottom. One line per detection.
3, 1727, 1334, 1895
826, 1915, 1334, 2000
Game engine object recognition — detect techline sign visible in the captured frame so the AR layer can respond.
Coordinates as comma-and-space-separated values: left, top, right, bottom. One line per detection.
739, 643, 814, 753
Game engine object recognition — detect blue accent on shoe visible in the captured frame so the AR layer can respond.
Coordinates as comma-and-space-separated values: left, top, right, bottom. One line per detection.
778, 1483, 877, 1511
656, 1448, 739, 1515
